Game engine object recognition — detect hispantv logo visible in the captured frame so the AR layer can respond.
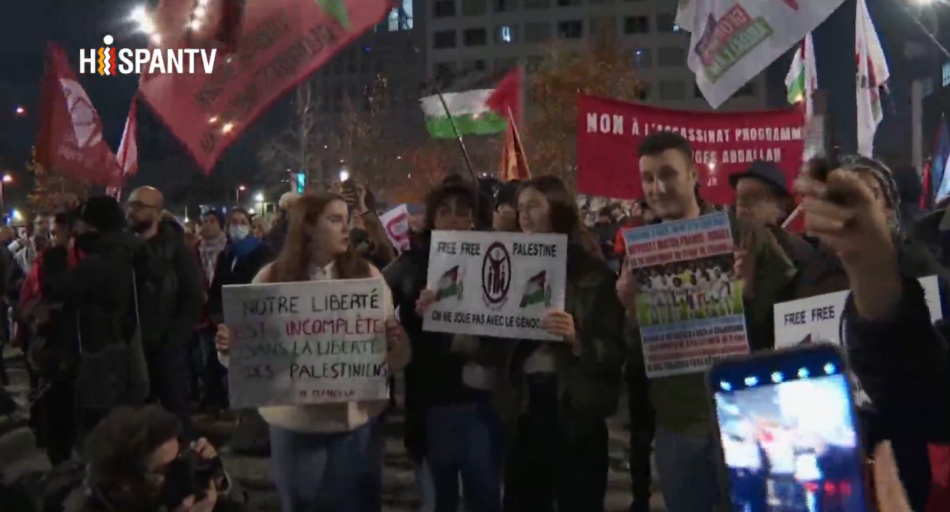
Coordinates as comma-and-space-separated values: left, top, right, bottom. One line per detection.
79, 35, 218, 76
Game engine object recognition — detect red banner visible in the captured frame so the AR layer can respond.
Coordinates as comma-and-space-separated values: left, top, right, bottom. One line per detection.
35, 43, 122, 187
576, 94, 805, 205
140, 0, 393, 173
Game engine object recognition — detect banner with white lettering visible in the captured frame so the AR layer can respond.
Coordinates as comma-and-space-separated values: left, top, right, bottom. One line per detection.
424, 231, 567, 341
222, 278, 389, 408
622, 212, 750, 378
576, 94, 804, 205
773, 276, 942, 404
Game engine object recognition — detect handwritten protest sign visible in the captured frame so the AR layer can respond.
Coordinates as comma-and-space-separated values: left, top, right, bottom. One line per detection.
424, 231, 567, 341
773, 276, 942, 405
222, 278, 389, 408
623, 212, 749, 378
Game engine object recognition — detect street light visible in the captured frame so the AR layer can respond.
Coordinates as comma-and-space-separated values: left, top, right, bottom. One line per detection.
254, 193, 264, 203
236, 185, 246, 203
14, 106, 24, 116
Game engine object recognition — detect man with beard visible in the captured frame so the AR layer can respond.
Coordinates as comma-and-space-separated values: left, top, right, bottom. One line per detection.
64, 405, 233, 512
127, 187, 204, 438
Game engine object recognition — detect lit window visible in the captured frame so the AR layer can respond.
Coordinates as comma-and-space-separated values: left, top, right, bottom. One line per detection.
502, 26, 512, 42
942, 62, 950, 87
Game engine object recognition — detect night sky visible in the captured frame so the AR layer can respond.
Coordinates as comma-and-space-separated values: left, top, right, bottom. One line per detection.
0, 0, 292, 212
0, 0, 936, 212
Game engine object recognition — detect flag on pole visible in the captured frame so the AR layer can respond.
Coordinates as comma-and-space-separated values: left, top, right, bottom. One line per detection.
499, 110, 530, 182
139, 0, 393, 173
676, 0, 846, 109
519, 271, 549, 308
420, 67, 523, 139
435, 266, 463, 301
931, 121, 950, 203
855, 0, 889, 157
35, 43, 122, 187
784, 33, 817, 118
106, 100, 140, 198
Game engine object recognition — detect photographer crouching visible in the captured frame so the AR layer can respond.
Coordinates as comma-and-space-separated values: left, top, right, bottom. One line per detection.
63, 405, 237, 512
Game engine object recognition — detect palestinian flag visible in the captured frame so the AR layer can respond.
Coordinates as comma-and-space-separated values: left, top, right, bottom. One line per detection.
419, 67, 522, 139
519, 271, 548, 308
435, 266, 463, 301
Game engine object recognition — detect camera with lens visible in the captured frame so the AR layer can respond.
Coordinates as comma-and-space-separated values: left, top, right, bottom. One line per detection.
162, 449, 226, 508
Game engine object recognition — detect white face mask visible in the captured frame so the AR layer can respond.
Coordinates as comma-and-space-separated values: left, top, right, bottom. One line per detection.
229, 225, 250, 241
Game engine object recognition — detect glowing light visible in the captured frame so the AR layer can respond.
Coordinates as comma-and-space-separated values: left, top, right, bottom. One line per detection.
339, 170, 350, 182
719, 381, 732, 391
222, 122, 234, 134
238, 185, 247, 191
248, 208, 256, 214
129, 6, 149, 23
11, 209, 21, 220
743, 376, 758, 387
254, 193, 264, 202
798, 367, 810, 378
150, 33, 162, 45
771, 372, 783, 383
823, 363, 836, 375
14, 106, 24, 116
194, 7, 206, 18
189, 19, 202, 31
208, 116, 218, 124
709, 162, 717, 171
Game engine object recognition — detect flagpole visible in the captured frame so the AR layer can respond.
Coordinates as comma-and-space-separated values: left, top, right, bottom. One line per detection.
435, 88, 479, 183
507, 106, 530, 177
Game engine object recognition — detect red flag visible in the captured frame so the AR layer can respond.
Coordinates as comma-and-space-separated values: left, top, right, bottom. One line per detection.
35, 43, 122, 186
486, 66, 524, 126
499, 111, 529, 182
106, 100, 139, 198
116, 100, 139, 178
213, 0, 246, 55
141, 0, 394, 173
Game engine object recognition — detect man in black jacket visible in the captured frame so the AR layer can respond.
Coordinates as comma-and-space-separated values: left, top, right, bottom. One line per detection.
797, 155, 950, 511
127, 187, 204, 438
42, 196, 149, 439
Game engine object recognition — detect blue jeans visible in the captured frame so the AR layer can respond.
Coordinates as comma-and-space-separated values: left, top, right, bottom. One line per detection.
427, 399, 504, 512
269, 418, 384, 512
653, 427, 722, 512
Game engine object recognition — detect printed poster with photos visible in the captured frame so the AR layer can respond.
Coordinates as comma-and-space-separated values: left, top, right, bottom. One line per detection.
623, 212, 750, 378
772, 277, 942, 404
423, 230, 568, 341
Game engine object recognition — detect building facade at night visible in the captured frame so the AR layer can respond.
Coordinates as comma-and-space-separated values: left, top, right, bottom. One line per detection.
423, 0, 767, 112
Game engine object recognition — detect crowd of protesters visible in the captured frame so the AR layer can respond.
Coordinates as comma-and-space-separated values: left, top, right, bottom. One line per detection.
0, 130, 947, 512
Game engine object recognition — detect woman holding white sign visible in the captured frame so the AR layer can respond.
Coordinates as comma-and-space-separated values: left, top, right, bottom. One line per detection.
499, 176, 627, 512
213, 193, 411, 512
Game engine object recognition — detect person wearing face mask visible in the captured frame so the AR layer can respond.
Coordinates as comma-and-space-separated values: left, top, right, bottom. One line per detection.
40, 196, 150, 441
204, 208, 274, 408
126, 186, 204, 439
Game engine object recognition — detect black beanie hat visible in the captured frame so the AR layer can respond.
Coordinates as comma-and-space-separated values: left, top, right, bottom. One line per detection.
79, 196, 125, 233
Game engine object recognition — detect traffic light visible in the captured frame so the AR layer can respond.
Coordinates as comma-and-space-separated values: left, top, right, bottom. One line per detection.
295, 172, 306, 193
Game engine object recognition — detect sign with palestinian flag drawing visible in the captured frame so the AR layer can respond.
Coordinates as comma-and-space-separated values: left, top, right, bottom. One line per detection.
424, 230, 567, 341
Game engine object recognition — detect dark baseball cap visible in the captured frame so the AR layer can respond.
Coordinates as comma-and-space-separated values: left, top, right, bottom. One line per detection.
728, 160, 791, 197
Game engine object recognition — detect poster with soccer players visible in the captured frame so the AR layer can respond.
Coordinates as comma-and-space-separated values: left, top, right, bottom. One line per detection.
623, 212, 751, 378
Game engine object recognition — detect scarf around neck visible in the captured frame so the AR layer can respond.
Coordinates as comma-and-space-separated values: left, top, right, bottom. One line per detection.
199, 234, 227, 283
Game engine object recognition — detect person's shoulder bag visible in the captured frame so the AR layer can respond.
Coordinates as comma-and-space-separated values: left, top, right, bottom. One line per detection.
73, 269, 150, 409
